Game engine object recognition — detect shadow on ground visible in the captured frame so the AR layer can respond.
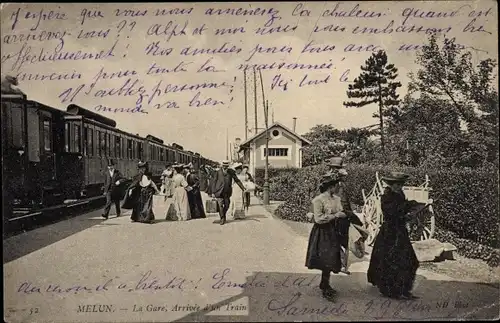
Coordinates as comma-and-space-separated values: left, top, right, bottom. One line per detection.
3, 209, 109, 264
173, 271, 499, 322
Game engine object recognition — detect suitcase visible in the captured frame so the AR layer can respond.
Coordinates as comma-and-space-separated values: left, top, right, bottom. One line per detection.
205, 198, 219, 213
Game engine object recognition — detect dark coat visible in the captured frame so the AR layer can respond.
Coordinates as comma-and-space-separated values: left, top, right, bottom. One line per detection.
305, 192, 343, 273
210, 168, 244, 198
104, 169, 125, 200
121, 174, 142, 209
367, 188, 424, 297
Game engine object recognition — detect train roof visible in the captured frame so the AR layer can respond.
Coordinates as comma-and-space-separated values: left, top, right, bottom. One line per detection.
0, 94, 216, 163
67, 104, 117, 128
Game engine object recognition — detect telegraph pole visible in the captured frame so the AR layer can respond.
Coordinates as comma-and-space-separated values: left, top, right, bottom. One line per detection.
258, 68, 270, 206
244, 68, 248, 140
263, 100, 270, 205
253, 67, 258, 134
225, 128, 229, 160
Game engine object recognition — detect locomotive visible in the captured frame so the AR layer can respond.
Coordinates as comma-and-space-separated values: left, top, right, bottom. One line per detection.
1, 91, 217, 223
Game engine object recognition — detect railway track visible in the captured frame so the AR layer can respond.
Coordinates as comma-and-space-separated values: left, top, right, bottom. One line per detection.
3, 195, 106, 239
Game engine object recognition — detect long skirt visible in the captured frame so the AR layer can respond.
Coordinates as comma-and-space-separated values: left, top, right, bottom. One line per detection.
229, 187, 245, 219
305, 222, 342, 273
130, 186, 155, 223
168, 186, 191, 221
188, 188, 206, 219
367, 222, 419, 297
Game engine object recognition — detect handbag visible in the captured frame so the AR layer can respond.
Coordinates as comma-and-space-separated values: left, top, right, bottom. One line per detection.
349, 223, 369, 259
244, 181, 256, 192
205, 198, 219, 213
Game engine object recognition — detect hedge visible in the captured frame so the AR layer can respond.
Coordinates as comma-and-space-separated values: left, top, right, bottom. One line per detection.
255, 164, 499, 262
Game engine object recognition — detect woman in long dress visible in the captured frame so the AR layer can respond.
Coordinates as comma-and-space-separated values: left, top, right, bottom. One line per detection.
122, 162, 161, 224
166, 164, 191, 221
185, 163, 206, 219
228, 163, 246, 219
367, 172, 426, 300
305, 171, 348, 302
241, 165, 254, 211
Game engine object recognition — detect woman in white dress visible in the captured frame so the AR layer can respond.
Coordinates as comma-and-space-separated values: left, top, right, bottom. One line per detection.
166, 164, 192, 221
228, 163, 247, 219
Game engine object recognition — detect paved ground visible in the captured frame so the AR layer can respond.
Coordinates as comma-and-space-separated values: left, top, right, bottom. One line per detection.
3, 194, 499, 322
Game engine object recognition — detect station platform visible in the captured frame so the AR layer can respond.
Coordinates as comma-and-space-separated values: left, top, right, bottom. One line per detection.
3, 194, 499, 322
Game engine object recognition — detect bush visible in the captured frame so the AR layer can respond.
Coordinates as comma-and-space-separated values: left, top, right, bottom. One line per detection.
261, 163, 499, 250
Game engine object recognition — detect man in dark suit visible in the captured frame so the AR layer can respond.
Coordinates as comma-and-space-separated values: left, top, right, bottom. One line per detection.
102, 159, 125, 219
210, 160, 246, 225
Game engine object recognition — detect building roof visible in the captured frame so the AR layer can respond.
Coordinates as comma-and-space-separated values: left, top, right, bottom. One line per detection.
239, 122, 311, 151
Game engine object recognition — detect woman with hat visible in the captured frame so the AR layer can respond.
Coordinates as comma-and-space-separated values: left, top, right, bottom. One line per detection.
165, 163, 191, 221
122, 161, 161, 224
160, 163, 174, 202
228, 162, 247, 219
305, 171, 349, 302
185, 163, 206, 219
367, 172, 428, 300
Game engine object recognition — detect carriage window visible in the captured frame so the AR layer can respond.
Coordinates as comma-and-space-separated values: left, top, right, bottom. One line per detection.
43, 119, 52, 152
132, 141, 136, 159
138, 142, 143, 160
115, 136, 121, 158
74, 124, 81, 153
101, 131, 107, 157
88, 128, 94, 156
127, 139, 132, 159
65, 123, 70, 152
160, 148, 164, 162
110, 134, 115, 158
107, 133, 111, 156
83, 127, 88, 155
9, 107, 25, 148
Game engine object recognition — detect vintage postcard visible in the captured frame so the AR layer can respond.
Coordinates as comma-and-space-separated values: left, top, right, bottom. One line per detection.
2, 1, 499, 322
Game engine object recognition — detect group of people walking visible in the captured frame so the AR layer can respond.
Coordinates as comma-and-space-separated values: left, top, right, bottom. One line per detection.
102, 155, 427, 303
305, 156, 430, 302
101, 159, 255, 226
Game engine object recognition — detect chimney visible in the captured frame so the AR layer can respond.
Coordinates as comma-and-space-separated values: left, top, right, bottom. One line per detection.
293, 117, 297, 132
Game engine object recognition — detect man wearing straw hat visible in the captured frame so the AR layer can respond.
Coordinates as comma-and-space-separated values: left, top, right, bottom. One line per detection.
210, 160, 246, 225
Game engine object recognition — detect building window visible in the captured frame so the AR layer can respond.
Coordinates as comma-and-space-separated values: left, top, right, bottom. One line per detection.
264, 148, 289, 157
272, 129, 280, 137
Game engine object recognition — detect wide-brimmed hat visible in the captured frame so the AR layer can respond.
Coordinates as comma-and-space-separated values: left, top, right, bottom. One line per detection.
326, 156, 344, 168
107, 159, 115, 166
137, 161, 148, 168
184, 162, 193, 169
172, 163, 184, 169
231, 162, 243, 170
221, 160, 230, 166
382, 172, 410, 183
320, 170, 341, 187
242, 164, 249, 169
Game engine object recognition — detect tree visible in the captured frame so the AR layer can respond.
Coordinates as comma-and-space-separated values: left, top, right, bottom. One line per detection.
386, 94, 471, 167
301, 124, 378, 166
408, 34, 499, 165
344, 50, 402, 154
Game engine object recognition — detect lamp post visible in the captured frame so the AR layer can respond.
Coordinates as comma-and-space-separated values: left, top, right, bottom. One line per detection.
263, 100, 270, 206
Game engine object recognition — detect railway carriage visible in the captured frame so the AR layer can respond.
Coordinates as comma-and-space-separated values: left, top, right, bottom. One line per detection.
2, 92, 217, 224
2, 94, 68, 216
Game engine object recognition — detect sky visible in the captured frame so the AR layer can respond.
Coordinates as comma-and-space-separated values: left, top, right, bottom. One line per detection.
1, 1, 498, 161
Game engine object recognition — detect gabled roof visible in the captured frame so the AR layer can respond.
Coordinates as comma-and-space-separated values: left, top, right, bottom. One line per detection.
239, 122, 311, 151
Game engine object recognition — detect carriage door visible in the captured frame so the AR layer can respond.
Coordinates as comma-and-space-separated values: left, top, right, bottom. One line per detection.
39, 112, 57, 185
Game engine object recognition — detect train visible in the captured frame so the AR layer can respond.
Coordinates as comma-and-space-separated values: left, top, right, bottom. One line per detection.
1, 91, 218, 223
